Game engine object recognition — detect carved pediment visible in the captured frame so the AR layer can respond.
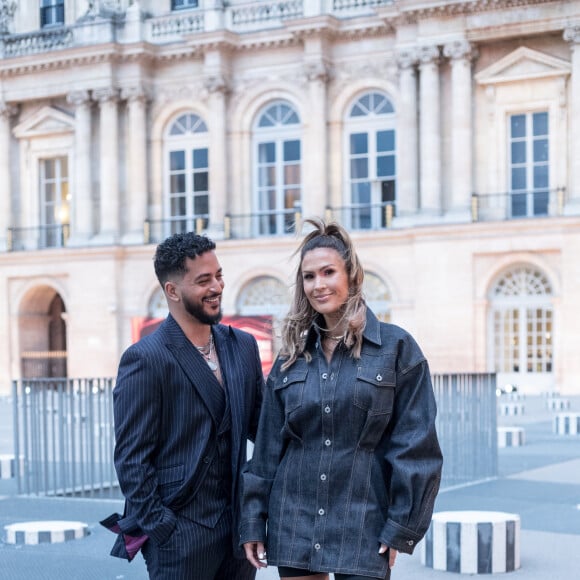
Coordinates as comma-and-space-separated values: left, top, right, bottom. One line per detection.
13, 106, 75, 139
475, 47, 570, 85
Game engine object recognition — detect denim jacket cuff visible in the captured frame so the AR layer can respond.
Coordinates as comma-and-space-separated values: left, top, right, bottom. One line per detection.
379, 518, 422, 555
239, 518, 267, 546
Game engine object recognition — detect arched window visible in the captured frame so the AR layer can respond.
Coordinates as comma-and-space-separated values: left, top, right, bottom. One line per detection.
253, 101, 302, 236
345, 91, 396, 230
164, 113, 209, 237
363, 271, 391, 322
490, 266, 553, 388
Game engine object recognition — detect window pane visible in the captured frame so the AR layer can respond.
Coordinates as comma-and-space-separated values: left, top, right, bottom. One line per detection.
533, 191, 549, 216
511, 193, 527, 217
351, 181, 370, 204
381, 180, 395, 203
45, 183, 55, 203
351, 158, 368, 180
377, 130, 395, 152
533, 112, 548, 136
44, 159, 55, 179
350, 133, 368, 155
511, 142, 526, 164
259, 166, 276, 188
350, 104, 366, 117
258, 142, 275, 164
170, 174, 186, 194
194, 195, 209, 215
284, 164, 300, 185
170, 196, 187, 216
533, 165, 548, 189
283, 140, 301, 162
511, 167, 526, 190
511, 115, 526, 138
533, 139, 548, 162
193, 148, 208, 169
377, 155, 395, 177
170, 151, 185, 171
284, 188, 300, 209
193, 172, 208, 192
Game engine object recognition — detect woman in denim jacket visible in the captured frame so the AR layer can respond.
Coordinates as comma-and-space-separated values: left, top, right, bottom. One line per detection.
240, 219, 443, 580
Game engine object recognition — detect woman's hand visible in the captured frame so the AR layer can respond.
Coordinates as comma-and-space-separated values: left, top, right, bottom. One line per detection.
379, 543, 398, 568
243, 541, 268, 569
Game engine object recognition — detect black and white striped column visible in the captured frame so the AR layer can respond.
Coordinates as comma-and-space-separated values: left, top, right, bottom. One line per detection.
497, 427, 525, 448
553, 413, 580, 435
4, 521, 88, 545
421, 511, 520, 574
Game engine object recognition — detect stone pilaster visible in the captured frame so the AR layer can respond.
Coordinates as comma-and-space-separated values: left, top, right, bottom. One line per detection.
66, 90, 94, 243
204, 73, 229, 237
94, 87, 120, 242
418, 44, 441, 215
0, 101, 18, 250
564, 26, 580, 213
304, 60, 330, 219
121, 86, 148, 243
396, 48, 419, 217
443, 40, 477, 219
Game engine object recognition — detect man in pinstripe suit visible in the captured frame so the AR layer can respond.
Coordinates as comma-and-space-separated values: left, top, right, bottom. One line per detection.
112, 232, 263, 579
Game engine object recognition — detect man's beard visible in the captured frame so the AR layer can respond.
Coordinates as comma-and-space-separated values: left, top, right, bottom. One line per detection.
182, 295, 223, 325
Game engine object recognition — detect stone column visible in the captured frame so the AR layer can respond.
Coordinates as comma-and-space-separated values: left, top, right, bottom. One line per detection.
418, 45, 441, 215
122, 86, 148, 243
205, 74, 229, 237
443, 40, 476, 219
564, 26, 580, 213
66, 90, 93, 243
0, 101, 17, 251
304, 60, 330, 219
396, 48, 419, 217
94, 87, 120, 242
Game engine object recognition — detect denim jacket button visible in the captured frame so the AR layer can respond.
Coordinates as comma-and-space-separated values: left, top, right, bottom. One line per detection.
283, 376, 288, 383
376, 373, 383, 381
325, 439, 331, 446
318, 508, 325, 515
324, 406, 331, 414
322, 373, 328, 380
314, 543, 321, 550
320, 473, 327, 481
407, 540, 414, 546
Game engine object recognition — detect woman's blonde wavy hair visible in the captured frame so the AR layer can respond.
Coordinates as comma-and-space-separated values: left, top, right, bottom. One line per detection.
280, 217, 367, 370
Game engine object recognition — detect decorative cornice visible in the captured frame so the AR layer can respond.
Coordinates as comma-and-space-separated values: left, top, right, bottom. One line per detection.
396, 47, 418, 70
304, 60, 332, 84
417, 45, 441, 66
121, 86, 149, 103
443, 39, 478, 62
204, 73, 230, 95
93, 87, 120, 104
563, 25, 580, 45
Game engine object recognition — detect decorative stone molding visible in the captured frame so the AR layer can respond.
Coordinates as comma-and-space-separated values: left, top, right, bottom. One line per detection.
417, 44, 440, 66
204, 73, 230, 95
121, 86, 149, 103
396, 47, 418, 70
563, 25, 580, 45
0, 0, 16, 35
304, 60, 331, 84
93, 87, 120, 104
66, 90, 92, 108
0, 101, 18, 119
443, 39, 477, 62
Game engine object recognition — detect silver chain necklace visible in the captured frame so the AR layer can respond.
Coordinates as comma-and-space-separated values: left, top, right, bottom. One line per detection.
195, 333, 218, 372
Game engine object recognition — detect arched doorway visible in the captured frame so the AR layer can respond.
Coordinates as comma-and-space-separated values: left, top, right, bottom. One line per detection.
488, 265, 554, 393
19, 286, 67, 378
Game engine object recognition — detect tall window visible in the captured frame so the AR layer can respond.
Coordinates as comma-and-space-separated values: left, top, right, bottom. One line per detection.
39, 157, 69, 248
491, 266, 553, 376
509, 111, 549, 218
253, 101, 302, 236
172, 0, 198, 10
40, 0, 65, 27
346, 91, 396, 230
165, 113, 209, 236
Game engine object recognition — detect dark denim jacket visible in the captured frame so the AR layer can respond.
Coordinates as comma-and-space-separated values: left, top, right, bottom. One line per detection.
240, 308, 443, 578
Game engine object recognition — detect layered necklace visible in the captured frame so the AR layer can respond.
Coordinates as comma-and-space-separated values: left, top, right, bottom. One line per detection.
195, 333, 218, 372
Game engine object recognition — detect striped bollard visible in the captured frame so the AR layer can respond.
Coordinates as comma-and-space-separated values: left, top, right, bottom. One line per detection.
553, 413, 580, 435
497, 427, 525, 448
421, 511, 520, 574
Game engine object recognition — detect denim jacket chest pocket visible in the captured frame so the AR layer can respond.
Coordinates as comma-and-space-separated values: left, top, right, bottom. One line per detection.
273, 366, 308, 414
354, 364, 396, 415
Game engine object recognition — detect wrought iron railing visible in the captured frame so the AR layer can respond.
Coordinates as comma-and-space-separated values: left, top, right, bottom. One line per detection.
224, 208, 301, 239
471, 188, 565, 222
7, 224, 70, 251
325, 202, 395, 231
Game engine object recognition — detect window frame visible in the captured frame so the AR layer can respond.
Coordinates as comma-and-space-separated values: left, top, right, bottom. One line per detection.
40, 0, 65, 28
39, 155, 70, 248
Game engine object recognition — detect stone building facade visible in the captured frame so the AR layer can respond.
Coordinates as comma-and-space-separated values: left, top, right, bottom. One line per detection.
0, 0, 579, 395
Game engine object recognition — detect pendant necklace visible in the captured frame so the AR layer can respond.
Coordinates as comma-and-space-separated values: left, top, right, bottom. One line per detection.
196, 333, 218, 372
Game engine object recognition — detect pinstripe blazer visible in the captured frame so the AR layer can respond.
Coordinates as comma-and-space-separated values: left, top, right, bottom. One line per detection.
113, 314, 263, 551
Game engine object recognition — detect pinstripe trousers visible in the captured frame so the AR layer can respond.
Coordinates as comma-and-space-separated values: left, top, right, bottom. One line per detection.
141, 508, 255, 580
